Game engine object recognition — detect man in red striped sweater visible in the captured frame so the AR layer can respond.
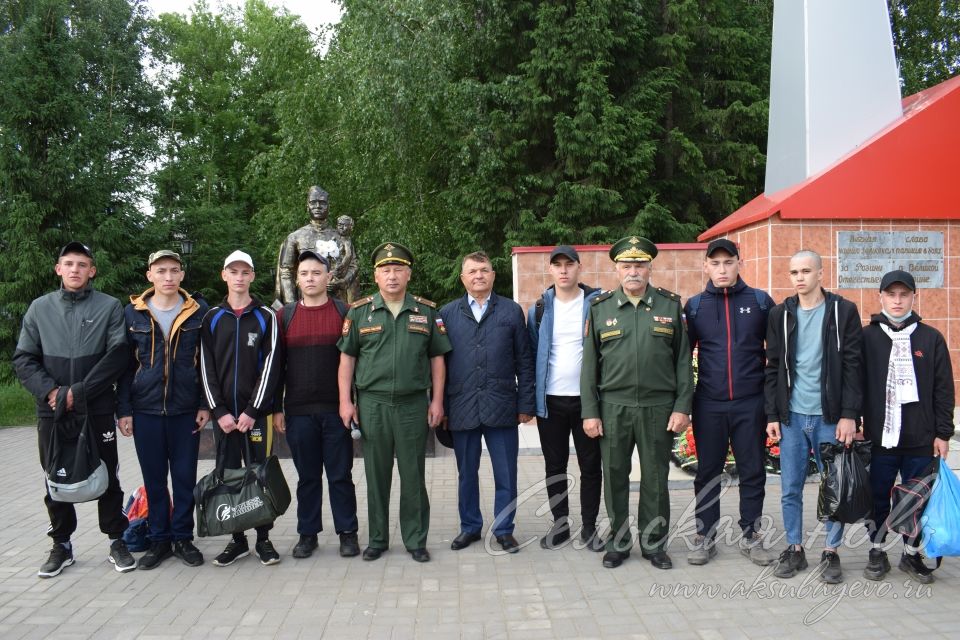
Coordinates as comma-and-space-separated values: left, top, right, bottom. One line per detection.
273, 250, 359, 559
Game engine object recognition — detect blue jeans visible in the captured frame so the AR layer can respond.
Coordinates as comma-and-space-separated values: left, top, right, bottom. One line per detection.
452, 425, 519, 537
779, 412, 844, 548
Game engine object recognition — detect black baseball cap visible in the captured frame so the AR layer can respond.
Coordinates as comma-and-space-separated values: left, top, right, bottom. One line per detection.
59, 241, 93, 260
549, 245, 580, 263
880, 270, 916, 292
705, 238, 739, 258
298, 249, 331, 270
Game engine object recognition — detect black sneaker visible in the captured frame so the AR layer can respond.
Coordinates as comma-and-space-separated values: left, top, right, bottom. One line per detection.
38, 543, 74, 578
138, 541, 173, 571
213, 537, 250, 567
108, 539, 137, 573
818, 550, 843, 584
899, 552, 935, 584
773, 546, 808, 578
863, 548, 890, 581
255, 539, 281, 566
173, 540, 204, 567
339, 532, 361, 557
292, 534, 318, 559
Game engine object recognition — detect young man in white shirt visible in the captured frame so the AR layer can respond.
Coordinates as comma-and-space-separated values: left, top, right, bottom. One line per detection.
527, 246, 604, 551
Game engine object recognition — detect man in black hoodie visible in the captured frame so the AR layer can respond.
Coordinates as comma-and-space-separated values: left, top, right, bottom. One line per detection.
861, 270, 954, 585
764, 250, 862, 584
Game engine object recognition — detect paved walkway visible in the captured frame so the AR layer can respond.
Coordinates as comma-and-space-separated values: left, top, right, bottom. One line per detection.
2, 424, 959, 639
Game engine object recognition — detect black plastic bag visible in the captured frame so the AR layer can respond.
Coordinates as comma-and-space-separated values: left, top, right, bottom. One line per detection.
817, 441, 873, 523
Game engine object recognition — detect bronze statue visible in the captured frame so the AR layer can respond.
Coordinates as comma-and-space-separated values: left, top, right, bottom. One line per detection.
275, 186, 359, 305
335, 215, 361, 303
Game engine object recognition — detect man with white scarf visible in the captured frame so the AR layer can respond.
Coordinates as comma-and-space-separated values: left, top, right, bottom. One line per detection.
861, 270, 955, 584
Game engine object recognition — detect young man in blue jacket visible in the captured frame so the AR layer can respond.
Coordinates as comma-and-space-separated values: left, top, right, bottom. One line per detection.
684, 239, 775, 567
117, 249, 209, 569
527, 245, 604, 551
441, 251, 536, 553
200, 250, 282, 567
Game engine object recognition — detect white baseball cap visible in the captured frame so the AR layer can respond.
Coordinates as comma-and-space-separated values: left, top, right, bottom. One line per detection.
223, 250, 254, 269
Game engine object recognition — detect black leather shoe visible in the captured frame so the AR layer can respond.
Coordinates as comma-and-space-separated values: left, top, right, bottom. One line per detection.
450, 531, 482, 551
540, 519, 571, 550
409, 548, 431, 563
362, 547, 384, 561
602, 550, 630, 568
643, 550, 673, 570
496, 535, 520, 553
339, 533, 360, 558
292, 535, 318, 559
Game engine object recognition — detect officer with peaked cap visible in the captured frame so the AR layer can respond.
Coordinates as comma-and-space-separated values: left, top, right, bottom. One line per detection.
581, 236, 694, 569
337, 242, 451, 563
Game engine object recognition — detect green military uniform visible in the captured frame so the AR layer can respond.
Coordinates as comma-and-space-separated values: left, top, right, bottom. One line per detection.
337, 243, 451, 552
581, 237, 694, 555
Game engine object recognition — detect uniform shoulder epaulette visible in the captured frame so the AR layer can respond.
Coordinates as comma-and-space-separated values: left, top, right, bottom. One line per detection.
412, 295, 436, 308
350, 295, 374, 308
655, 287, 680, 302
591, 290, 614, 304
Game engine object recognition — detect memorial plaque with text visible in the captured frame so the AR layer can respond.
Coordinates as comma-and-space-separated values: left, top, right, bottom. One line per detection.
837, 231, 943, 288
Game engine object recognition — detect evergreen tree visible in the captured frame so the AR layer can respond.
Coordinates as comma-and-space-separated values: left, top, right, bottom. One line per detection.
0, 0, 161, 380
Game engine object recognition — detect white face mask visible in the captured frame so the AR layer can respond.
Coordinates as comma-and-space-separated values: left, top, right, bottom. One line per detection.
881, 309, 912, 324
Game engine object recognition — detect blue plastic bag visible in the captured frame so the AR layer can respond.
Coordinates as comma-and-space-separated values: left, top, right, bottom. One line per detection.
921, 458, 960, 557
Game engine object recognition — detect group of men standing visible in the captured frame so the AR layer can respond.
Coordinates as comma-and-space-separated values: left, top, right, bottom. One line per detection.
14, 233, 955, 586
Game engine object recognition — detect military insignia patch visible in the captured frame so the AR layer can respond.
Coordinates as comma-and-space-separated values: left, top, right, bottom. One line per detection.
600, 329, 622, 340
605, 318, 618, 327
653, 315, 673, 324
360, 325, 383, 335
435, 318, 446, 334
341, 318, 352, 336
409, 314, 428, 324
653, 326, 674, 335
584, 317, 590, 338
408, 324, 429, 335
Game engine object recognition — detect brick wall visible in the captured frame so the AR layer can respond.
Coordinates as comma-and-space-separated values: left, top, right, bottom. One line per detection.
512, 220, 960, 399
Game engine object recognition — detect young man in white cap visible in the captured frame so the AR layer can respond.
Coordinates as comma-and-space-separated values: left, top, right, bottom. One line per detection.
861, 270, 954, 584
200, 250, 282, 566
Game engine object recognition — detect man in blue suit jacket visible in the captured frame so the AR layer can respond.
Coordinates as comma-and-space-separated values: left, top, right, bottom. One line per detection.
440, 251, 536, 553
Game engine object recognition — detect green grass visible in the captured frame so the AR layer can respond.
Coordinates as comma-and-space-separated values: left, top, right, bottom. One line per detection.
0, 384, 35, 427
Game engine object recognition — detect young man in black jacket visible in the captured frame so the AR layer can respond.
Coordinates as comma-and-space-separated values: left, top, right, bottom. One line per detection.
764, 250, 862, 583
684, 239, 775, 567
201, 250, 282, 567
861, 270, 954, 584
14, 242, 135, 577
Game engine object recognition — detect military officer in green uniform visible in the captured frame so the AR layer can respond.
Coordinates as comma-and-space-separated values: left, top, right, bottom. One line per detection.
337, 242, 451, 563
581, 236, 694, 570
